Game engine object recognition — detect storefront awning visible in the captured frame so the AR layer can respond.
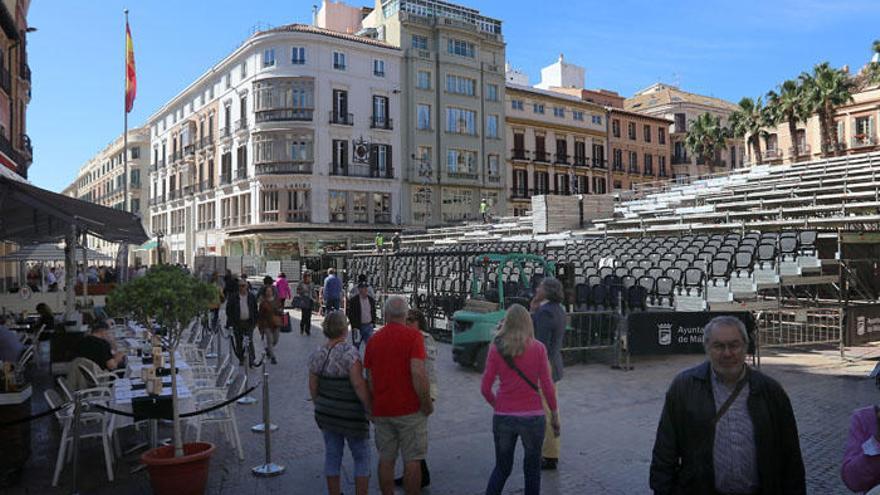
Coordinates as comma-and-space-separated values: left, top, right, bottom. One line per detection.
0, 243, 114, 262
0, 175, 149, 244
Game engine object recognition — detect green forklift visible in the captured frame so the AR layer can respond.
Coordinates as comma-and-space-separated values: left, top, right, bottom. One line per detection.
451, 253, 556, 371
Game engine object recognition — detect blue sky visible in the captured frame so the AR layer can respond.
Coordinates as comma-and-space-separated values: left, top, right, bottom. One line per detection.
26, 0, 880, 192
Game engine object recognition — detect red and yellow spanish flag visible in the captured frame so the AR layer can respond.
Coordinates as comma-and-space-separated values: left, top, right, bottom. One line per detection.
125, 20, 136, 113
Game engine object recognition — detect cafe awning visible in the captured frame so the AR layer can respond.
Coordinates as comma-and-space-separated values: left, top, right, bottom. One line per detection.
0, 243, 114, 262
0, 175, 149, 244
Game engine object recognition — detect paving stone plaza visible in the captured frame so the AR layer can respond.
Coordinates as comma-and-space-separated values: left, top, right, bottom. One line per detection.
10, 310, 877, 495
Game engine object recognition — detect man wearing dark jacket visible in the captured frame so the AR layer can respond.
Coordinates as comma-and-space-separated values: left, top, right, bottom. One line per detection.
650, 315, 805, 495
346, 282, 377, 349
530, 277, 566, 471
226, 279, 258, 366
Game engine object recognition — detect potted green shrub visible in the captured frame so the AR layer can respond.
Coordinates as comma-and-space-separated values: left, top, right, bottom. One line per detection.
106, 264, 218, 495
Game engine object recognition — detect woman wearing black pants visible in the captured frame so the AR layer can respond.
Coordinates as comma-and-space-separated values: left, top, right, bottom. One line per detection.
296, 272, 316, 335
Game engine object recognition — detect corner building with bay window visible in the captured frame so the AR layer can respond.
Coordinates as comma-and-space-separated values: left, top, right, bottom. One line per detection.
146, 24, 402, 265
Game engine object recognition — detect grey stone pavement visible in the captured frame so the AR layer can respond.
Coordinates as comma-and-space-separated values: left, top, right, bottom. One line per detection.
9, 310, 880, 495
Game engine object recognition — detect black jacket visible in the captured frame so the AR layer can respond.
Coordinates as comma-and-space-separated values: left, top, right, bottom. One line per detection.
226, 292, 257, 329
532, 302, 566, 382
346, 294, 376, 328
649, 361, 805, 495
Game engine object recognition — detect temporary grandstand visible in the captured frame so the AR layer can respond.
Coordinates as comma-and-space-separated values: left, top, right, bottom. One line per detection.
339, 150, 880, 365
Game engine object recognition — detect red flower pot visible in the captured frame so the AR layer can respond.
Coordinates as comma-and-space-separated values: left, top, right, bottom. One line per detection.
141, 442, 215, 495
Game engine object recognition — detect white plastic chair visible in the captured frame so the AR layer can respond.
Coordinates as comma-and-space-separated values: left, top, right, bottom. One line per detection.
187, 373, 245, 460
47, 387, 116, 486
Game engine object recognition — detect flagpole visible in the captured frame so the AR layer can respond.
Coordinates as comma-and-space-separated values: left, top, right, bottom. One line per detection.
123, 9, 129, 214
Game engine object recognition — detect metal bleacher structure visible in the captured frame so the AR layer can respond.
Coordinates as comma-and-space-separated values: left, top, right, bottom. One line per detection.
340, 151, 880, 359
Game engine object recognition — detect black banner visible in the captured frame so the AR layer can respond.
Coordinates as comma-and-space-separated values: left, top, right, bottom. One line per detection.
845, 305, 880, 346
627, 311, 755, 356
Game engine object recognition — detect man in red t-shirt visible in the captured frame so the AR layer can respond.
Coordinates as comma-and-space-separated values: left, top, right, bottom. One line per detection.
364, 295, 432, 495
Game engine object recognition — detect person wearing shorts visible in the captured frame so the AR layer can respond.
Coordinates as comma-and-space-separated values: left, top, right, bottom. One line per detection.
364, 296, 433, 495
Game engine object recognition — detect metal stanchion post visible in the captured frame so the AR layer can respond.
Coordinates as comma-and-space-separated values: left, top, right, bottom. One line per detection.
252, 351, 284, 477
252, 355, 278, 433
70, 393, 82, 495
206, 313, 219, 360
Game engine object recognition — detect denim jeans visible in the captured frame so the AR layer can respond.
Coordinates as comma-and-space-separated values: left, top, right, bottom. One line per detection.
325, 297, 341, 312
355, 323, 374, 349
322, 429, 371, 477
485, 414, 546, 495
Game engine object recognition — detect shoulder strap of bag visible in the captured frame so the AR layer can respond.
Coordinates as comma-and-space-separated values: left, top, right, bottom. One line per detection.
319, 341, 341, 377
496, 342, 540, 393
712, 370, 748, 425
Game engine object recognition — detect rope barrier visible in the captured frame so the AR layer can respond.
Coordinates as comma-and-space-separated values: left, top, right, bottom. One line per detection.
0, 403, 67, 428
90, 382, 260, 419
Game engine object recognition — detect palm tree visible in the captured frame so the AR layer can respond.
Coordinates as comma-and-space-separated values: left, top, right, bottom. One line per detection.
868, 39, 880, 86
766, 79, 809, 158
685, 112, 729, 168
728, 97, 767, 165
800, 62, 856, 156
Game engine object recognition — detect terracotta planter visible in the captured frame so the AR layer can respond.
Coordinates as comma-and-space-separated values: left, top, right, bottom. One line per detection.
141, 442, 215, 495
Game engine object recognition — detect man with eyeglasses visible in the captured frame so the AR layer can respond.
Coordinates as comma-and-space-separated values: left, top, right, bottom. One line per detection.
650, 315, 805, 495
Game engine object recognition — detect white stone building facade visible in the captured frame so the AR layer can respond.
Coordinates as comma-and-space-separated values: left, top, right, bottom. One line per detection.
146, 25, 402, 266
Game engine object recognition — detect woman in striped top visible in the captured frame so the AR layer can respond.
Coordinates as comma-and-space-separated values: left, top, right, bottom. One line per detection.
308, 311, 372, 495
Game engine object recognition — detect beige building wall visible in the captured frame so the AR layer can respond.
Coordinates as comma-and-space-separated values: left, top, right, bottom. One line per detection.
505, 85, 608, 216
607, 109, 672, 191
316, 0, 367, 34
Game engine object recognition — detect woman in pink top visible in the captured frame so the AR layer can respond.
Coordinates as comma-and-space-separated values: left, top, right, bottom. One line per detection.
842, 405, 880, 493
274, 272, 291, 308
481, 304, 559, 495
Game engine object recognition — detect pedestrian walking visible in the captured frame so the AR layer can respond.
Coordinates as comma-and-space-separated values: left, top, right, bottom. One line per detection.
364, 296, 432, 495
393, 309, 436, 488
296, 272, 317, 336
308, 310, 372, 495
322, 268, 343, 312
257, 275, 274, 301
392, 232, 401, 252
650, 315, 805, 494
529, 277, 566, 471
480, 198, 489, 223
348, 274, 376, 300
842, 399, 880, 492
346, 282, 376, 349
375, 232, 385, 253
226, 279, 258, 366
257, 285, 283, 364
481, 304, 559, 495
275, 272, 292, 308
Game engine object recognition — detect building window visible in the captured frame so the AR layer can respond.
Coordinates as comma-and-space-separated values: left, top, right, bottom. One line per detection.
446, 149, 477, 175
372, 95, 389, 128
644, 124, 652, 143
576, 175, 589, 194
511, 99, 524, 111
417, 70, 431, 89
445, 74, 476, 96
417, 104, 431, 130
261, 191, 279, 222
534, 171, 549, 195
658, 156, 667, 177
674, 113, 686, 133
644, 154, 653, 175
533, 103, 544, 114
329, 190, 347, 223
441, 188, 475, 223
487, 154, 500, 177
446, 107, 476, 135
553, 107, 565, 118
263, 48, 275, 67
291, 46, 305, 64
612, 119, 621, 138
370, 143, 392, 177
447, 38, 475, 58
572, 111, 584, 121
373, 59, 385, 77
373, 193, 391, 224
658, 127, 666, 145
487, 115, 499, 138
351, 192, 368, 223
412, 34, 428, 50
592, 115, 603, 125
628, 151, 638, 173
487, 84, 498, 102
333, 51, 346, 70
627, 122, 636, 140
240, 60, 247, 78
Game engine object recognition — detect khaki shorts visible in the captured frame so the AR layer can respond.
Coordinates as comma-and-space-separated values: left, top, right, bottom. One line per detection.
373, 412, 428, 462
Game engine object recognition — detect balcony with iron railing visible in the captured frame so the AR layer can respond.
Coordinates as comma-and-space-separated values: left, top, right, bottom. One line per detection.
220, 172, 233, 185
762, 148, 782, 160
171, 150, 182, 163
254, 160, 312, 175
286, 210, 310, 223
671, 155, 689, 165
643, 168, 654, 177
532, 151, 550, 163
255, 108, 314, 123
370, 116, 393, 130
330, 162, 393, 179
234, 119, 248, 133
572, 155, 588, 167
788, 144, 811, 157
329, 112, 354, 125
183, 144, 196, 159
220, 126, 232, 141
198, 136, 214, 150
592, 157, 607, 169
236, 167, 248, 180
375, 212, 392, 224
168, 189, 180, 201
446, 170, 479, 180
510, 148, 530, 161
851, 135, 877, 149
487, 174, 501, 183
554, 153, 570, 165
510, 187, 531, 200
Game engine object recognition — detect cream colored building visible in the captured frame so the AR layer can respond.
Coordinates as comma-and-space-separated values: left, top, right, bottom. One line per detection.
62, 126, 150, 264
751, 80, 880, 165
625, 83, 744, 179
357, 0, 507, 225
